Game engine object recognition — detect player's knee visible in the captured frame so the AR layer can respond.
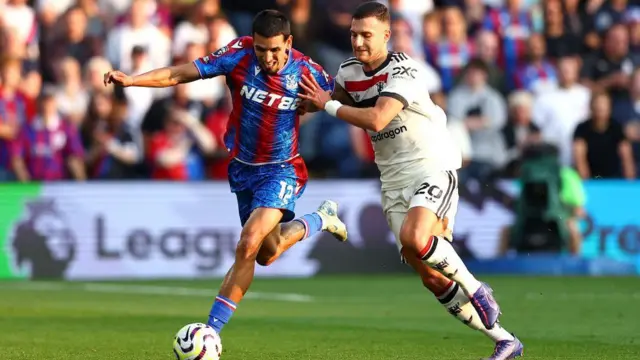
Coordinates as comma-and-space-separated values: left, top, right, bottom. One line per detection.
399, 224, 430, 254
235, 232, 263, 262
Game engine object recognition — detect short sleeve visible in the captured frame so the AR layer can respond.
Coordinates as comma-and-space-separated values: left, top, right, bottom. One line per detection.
193, 37, 250, 79
379, 58, 423, 108
573, 121, 588, 140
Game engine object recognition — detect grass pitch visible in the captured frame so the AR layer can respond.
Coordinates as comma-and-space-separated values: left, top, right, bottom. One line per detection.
1, 276, 639, 359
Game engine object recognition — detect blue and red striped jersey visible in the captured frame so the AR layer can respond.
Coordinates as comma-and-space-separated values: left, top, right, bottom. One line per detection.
513, 61, 558, 94
483, 8, 535, 85
9, 116, 84, 181
0, 90, 35, 171
193, 36, 333, 164
424, 40, 475, 93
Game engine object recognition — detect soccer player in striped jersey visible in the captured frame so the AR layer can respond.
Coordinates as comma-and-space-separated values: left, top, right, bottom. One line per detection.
104, 10, 347, 335
299, 2, 523, 359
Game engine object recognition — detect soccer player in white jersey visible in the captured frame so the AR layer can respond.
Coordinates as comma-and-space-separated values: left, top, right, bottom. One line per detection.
299, 2, 523, 359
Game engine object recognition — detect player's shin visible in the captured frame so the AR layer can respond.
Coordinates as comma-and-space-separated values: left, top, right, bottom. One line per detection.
419, 235, 482, 295
437, 282, 514, 342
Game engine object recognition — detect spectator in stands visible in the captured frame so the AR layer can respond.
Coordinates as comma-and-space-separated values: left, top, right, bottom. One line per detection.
183, 42, 226, 108
581, 24, 638, 105
592, 0, 630, 34
104, 0, 171, 71
141, 82, 207, 148
573, 91, 636, 179
625, 7, 640, 63
421, 9, 441, 50
501, 90, 541, 177
0, 57, 35, 181
463, 0, 487, 37
172, 0, 215, 59
426, 6, 473, 93
204, 14, 237, 55
514, 34, 558, 96
483, 0, 538, 86
122, 45, 154, 133
448, 58, 507, 182
1, 0, 38, 62
533, 56, 591, 166
0, 21, 41, 99
613, 68, 640, 170
147, 107, 215, 181
390, 16, 442, 100
314, 0, 363, 75
84, 56, 113, 95
555, 0, 593, 56
35, 0, 75, 29
85, 89, 140, 179
42, 6, 101, 84
456, 30, 506, 95
11, 87, 86, 181
76, 0, 106, 38
53, 57, 90, 126
204, 102, 231, 180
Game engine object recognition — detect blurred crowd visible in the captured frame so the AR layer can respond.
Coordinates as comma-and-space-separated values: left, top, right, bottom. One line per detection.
0, 0, 639, 182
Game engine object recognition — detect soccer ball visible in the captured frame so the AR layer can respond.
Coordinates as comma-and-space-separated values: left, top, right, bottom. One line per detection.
172, 323, 222, 360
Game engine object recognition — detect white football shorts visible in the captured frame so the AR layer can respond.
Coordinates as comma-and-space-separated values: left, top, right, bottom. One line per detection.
381, 170, 459, 258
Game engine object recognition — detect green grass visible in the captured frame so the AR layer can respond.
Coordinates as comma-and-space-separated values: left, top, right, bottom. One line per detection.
1, 276, 640, 359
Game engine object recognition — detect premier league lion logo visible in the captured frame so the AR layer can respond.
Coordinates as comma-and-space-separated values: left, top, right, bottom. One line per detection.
11, 199, 76, 279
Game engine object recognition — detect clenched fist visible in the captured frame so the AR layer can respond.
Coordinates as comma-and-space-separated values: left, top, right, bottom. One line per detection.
104, 70, 133, 87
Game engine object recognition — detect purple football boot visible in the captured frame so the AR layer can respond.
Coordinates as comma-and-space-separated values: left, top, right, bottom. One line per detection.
470, 283, 501, 329
483, 336, 524, 360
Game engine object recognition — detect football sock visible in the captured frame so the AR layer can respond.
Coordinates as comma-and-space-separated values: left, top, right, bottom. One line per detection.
437, 281, 514, 342
295, 213, 323, 240
208, 295, 236, 333
419, 236, 482, 295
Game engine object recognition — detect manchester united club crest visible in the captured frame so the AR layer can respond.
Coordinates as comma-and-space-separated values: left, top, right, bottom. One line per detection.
285, 74, 298, 91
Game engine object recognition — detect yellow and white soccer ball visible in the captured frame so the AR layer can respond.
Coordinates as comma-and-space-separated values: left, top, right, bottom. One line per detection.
173, 323, 222, 360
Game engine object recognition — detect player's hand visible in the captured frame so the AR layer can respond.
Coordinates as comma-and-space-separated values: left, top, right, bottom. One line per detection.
103, 70, 134, 87
298, 74, 332, 111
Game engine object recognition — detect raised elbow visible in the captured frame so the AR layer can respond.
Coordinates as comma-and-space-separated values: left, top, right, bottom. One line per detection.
369, 113, 388, 132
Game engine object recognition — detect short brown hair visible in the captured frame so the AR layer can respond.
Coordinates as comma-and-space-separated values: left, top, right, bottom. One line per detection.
353, 1, 390, 23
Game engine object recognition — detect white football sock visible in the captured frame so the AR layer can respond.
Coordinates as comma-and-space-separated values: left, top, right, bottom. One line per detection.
438, 282, 514, 342
420, 236, 482, 295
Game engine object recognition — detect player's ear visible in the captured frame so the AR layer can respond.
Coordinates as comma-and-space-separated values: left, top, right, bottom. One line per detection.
384, 28, 391, 43
285, 35, 293, 52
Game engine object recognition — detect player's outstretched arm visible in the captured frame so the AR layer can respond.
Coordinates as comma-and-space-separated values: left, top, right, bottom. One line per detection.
104, 62, 201, 88
299, 83, 355, 114
299, 74, 402, 132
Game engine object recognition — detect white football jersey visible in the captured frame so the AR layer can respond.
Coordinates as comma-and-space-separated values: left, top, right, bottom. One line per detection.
335, 52, 462, 190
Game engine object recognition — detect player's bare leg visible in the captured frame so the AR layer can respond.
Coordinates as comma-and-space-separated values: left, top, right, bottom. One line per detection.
208, 207, 283, 332
257, 200, 348, 266
399, 207, 501, 330
208, 201, 346, 333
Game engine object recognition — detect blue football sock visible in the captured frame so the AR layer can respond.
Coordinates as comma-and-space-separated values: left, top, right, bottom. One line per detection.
295, 212, 323, 240
208, 295, 236, 333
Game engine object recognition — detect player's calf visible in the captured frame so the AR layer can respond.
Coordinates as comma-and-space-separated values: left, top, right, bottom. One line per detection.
399, 207, 500, 329
208, 207, 283, 333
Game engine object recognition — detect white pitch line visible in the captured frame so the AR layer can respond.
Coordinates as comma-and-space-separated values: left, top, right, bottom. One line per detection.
7, 282, 314, 302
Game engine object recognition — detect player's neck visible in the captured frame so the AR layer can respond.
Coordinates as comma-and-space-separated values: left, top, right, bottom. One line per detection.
362, 50, 389, 73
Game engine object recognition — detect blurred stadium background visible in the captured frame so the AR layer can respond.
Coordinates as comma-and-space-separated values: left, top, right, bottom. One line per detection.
1, 0, 640, 359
